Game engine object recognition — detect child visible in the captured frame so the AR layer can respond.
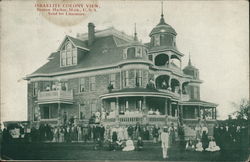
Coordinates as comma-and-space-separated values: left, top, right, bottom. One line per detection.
205, 137, 220, 152
185, 138, 195, 151
195, 138, 203, 152
137, 136, 144, 151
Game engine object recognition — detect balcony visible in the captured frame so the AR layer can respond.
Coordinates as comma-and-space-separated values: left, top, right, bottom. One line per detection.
37, 90, 73, 104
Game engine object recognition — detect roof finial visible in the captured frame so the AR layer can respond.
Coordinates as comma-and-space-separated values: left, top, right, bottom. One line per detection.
158, 0, 166, 25
134, 23, 138, 41
161, 0, 164, 18
188, 52, 192, 66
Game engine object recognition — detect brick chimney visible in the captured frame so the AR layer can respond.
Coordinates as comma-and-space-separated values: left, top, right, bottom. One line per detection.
88, 22, 95, 46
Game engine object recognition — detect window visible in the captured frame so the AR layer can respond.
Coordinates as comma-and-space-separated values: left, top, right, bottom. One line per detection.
79, 101, 91, 119
135, 70, 142, 87
136, 47, 142, 57
151, 36, 155, 46
173, 37, 176, 47
148, 55, 153, 61
40, 105, 58, 119
61, 51, 66, 66
42, 107, 50, 119
136, 100, 142, 111
66, 51, 73, 65
143, 48, 148, 55
79, 78, 85, 92
33, 82, 38, 96
123, 49, 127, 59
90, 76, 96, 91
154, 35, 160, 46
60, 41, 77, 67
72, 48, 77, 64
90, 100, 97, 114
193, 87, 198, 99
110, 74, 116, 89
124, 71, 129, 87
127, 47, 136, 58
160, 34, 168, 46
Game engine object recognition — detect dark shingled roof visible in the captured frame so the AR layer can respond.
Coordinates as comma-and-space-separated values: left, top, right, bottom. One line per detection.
150, 24, 177, 36
30, 35, 129, 76
67, 35, 88, 49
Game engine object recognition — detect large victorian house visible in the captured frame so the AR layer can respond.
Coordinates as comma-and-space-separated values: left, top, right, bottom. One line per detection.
25, 11, 217, 137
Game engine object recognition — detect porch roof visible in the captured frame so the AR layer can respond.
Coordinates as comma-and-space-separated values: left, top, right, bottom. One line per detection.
180, 99, 218, 107
99, 88, 179, 100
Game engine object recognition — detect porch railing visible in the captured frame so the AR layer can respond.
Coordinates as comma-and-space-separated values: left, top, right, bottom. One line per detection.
37, 90, 73, 104
181, 94, 190, 101
104, 114, 168, 125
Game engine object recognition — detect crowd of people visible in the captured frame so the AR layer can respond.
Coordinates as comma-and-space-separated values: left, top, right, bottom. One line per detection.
183, 122, 248, 157
1, 120, 248, 160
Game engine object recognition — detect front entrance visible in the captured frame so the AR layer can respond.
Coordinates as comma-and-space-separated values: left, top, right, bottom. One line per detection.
40, 104, 58, 119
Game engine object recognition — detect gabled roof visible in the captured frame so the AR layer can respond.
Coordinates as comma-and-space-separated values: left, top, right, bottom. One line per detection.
57, 35, 89, 51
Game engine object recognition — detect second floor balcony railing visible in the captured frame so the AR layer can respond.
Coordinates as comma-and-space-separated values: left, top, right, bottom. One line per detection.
37, 90, 73, 104
181, 94, 190, 101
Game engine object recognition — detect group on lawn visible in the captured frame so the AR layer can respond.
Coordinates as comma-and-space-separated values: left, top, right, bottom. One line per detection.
1, 119, 248, 160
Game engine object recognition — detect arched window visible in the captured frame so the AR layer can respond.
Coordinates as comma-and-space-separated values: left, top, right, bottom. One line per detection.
154, 35, 160, 46
160, 34, 168, 46
61, 41, 77, 67
154, 54, 169, 66
127, 47, 136, 58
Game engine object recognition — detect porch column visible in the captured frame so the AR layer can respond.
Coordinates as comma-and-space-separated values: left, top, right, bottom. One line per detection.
116, 97, 119, 114
180, 105, 183, 117
176, 102, 179, 117
168, 76, 172, 89
194, 107, 198, 119
212, 107, 215, 119
58, 102, 61, 124
169, 100, 172, 116
142, 96, 146, 112
214, 108, 217, 119
115, 97, 119, 122
198, 106, 201, 119
165, 98, 168, 115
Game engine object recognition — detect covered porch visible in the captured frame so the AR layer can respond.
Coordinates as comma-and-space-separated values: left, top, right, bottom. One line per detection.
180, 100, 217, 120
99, 88, 180, 126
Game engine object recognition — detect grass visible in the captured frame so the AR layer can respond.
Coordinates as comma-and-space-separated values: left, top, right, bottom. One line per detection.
1, 141, 249, 161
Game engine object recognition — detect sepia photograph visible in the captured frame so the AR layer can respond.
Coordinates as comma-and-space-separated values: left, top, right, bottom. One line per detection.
0, 0, 249, 161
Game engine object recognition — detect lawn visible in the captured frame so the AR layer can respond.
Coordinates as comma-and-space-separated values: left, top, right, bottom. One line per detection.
1, 142, 249, 161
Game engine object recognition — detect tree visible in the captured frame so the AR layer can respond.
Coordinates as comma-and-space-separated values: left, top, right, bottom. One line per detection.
232, 98, 249, 120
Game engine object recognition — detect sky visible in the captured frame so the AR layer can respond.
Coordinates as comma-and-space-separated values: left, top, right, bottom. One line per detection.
1, 0, 249, 121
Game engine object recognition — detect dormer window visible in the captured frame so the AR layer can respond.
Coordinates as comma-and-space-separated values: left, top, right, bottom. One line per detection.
123, 46, 144, 59
127, 47, 136, 58
60, 41, 77, 67
154, 35, 160, 46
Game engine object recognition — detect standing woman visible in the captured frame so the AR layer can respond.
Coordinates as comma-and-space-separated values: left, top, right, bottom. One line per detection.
160, 126, 170, 159
152, 125, 160, 143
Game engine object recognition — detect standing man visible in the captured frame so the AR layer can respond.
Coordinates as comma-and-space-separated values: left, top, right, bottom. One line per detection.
161, 126, 170, 159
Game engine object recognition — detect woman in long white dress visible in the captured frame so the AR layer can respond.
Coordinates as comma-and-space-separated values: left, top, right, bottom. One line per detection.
122, 137, 135, 151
